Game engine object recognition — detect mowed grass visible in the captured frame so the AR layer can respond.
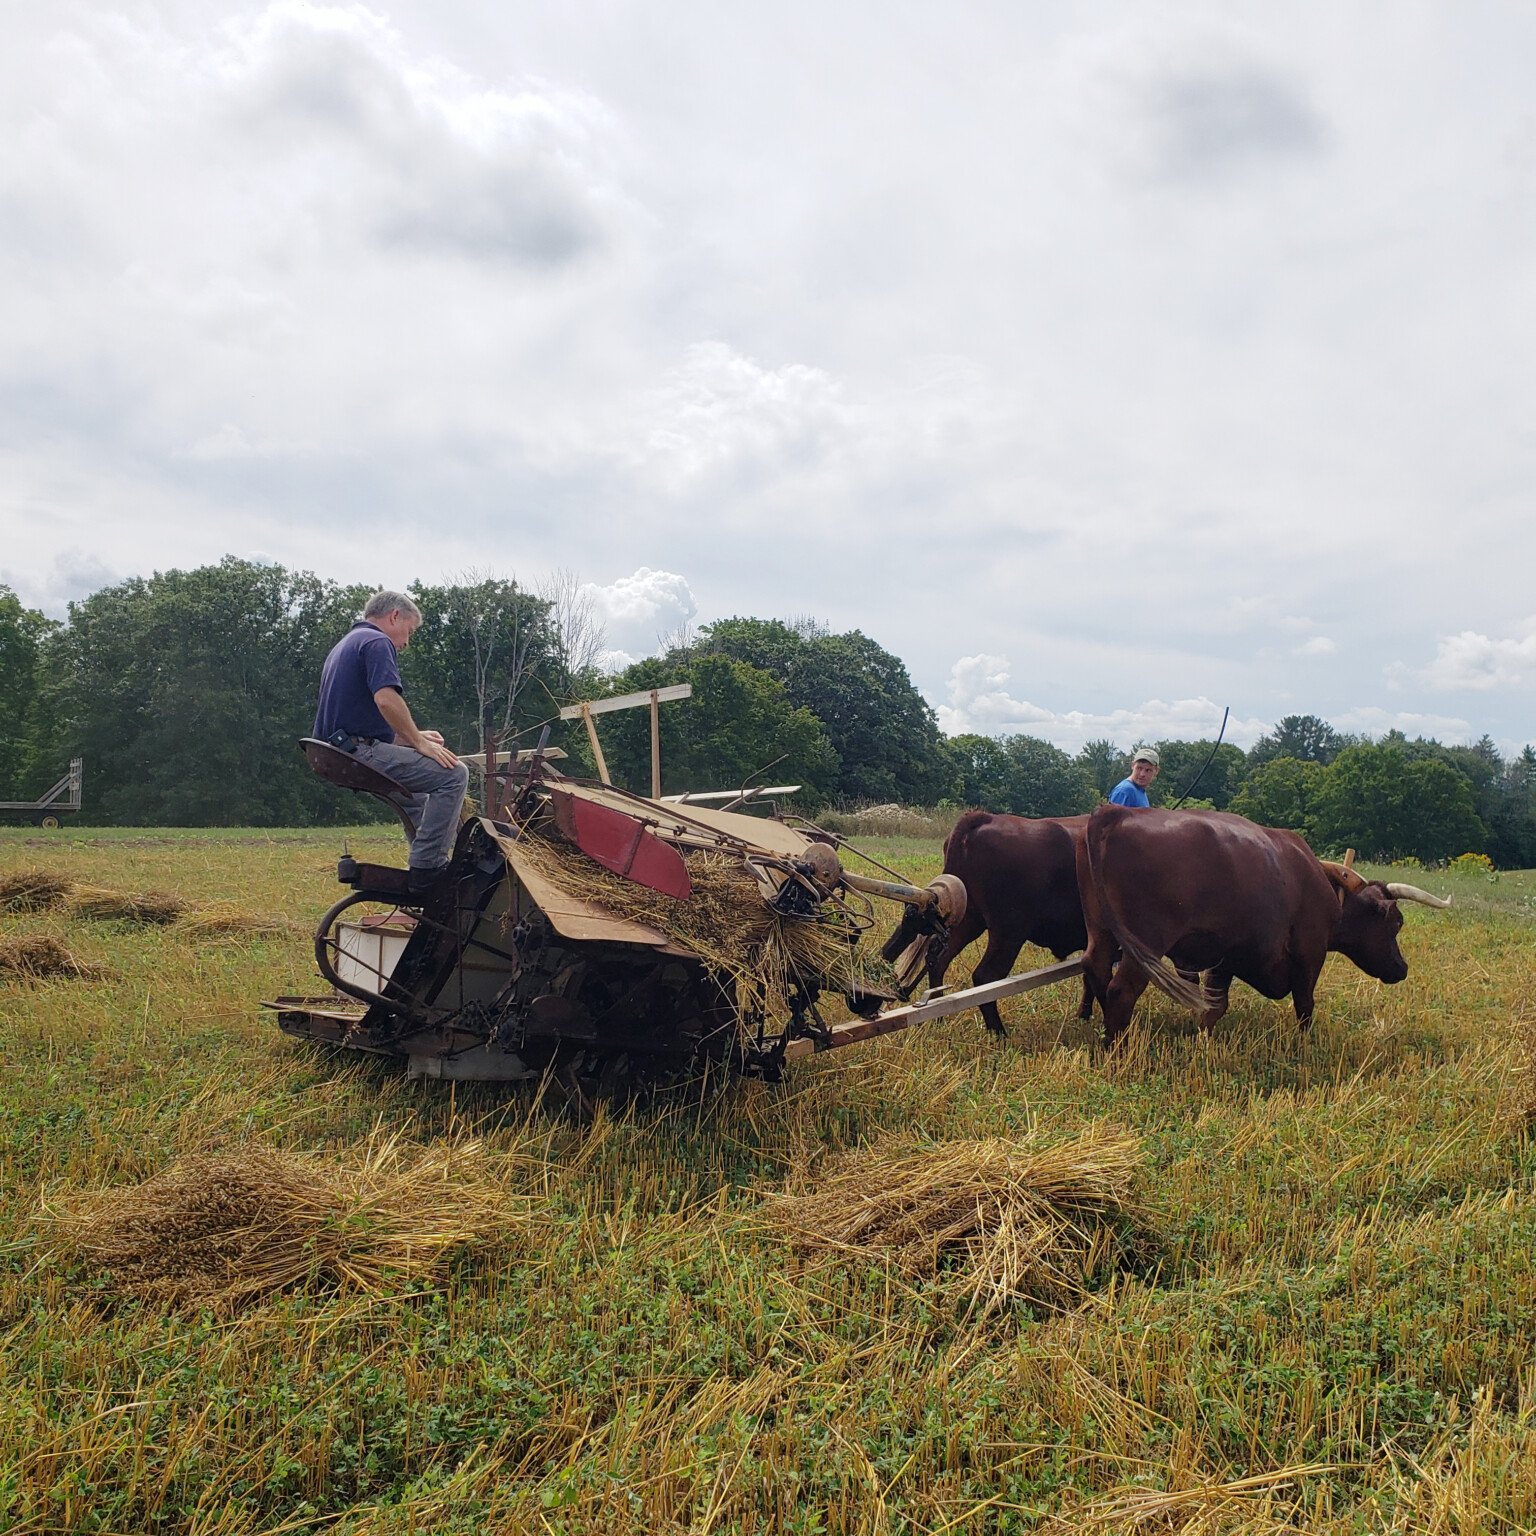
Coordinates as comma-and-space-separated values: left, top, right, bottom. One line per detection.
1, 824, 1535, 1534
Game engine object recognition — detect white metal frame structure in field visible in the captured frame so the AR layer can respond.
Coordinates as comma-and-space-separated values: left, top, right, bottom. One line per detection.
0, 758, 83, 828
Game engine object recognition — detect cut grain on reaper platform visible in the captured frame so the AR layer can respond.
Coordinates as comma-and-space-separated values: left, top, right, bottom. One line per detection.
511, 831, 882, 1027
764, 1124, 1151, 1317
0, 867, 74, 912
40, 1133, 515, 1311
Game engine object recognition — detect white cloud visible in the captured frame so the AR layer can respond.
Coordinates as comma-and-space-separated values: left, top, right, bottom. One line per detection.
581, 567, 697, 661
1418, 621, 1536, 692
933, 654, 1266, 754
176, 424, 277, 462
629, 342, 851, 491
217, 1, 622, 265
932, 654, 1054, 737
0, 549, 123, 617
1334, 705, 1477, 742
4, 5, 1536, 757
1060, 23, 1329, 190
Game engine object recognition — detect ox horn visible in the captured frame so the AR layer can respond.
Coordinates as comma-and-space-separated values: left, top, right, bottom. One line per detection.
1384, 881, 1452, 909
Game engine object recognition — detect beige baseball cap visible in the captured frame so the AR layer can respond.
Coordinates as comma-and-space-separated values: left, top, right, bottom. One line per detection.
1131, 746, 1160, 766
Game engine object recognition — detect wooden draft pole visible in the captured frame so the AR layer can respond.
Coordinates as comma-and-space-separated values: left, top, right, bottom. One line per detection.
579, 702, 610, 785
559, 684, 692, 792
782, 958, 1084, 1060
481, 704, 500, 818
650, 690, 661, 798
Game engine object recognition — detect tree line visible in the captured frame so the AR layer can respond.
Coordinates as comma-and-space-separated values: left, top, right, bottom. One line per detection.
2, 561, 1534, 866
946, 722, 1530, 868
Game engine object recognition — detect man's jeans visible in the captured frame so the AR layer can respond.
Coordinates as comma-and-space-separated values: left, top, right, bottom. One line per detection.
353, 740, 470, 871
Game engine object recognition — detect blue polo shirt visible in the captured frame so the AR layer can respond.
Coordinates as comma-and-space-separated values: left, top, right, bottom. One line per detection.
313, 622, 404, 742
1108, 777, 1151, 807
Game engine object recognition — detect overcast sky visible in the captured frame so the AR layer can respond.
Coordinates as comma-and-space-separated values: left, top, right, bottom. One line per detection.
4, 2, 1534, 757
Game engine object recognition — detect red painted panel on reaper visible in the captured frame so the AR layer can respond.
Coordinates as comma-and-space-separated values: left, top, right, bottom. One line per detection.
548, 786, 693, 901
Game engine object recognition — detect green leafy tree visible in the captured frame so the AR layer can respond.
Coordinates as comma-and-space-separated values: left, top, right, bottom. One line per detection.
1248, 713, 1345, 767
694, 616, 808, 678
701, 618, 953, 804
1074, 738, 1123, 800
946, 734, 1015, 809
1229, 756, 1326, 841
44, 559, 370, 825
1442, 734, 1501, 802
1483, 745, 1536, 869
405, 576, 563, 753
1000, 735, 1096, 816
595, 654, 839, 807
1148, 741, 1248, 809
1314, 743, 1485, 862
0, 585, 57, 797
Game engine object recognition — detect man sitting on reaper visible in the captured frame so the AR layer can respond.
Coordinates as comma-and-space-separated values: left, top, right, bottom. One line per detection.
312, 589, 469, 896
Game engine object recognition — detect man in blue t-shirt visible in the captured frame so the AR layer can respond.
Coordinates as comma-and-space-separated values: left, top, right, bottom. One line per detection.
314, 590, 469, 893
1108, 746, 1159, 807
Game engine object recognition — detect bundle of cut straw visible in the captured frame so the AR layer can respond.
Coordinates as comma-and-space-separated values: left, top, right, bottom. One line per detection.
1508, 1008, 1536, 1129
0, 934, 106, 982
41, 1134, 511, 1311
764, 1124, 1150, 1316
511, 832, 880, 1030
0, 868, 75, 912
175, 904, 297, 940
66, 885, 185, 924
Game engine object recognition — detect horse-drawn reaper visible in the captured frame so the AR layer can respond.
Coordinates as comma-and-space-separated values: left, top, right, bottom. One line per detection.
267, 732, 1082, 1099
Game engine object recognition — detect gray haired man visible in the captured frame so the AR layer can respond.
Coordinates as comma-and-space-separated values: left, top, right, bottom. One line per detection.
313, 590, 469, 894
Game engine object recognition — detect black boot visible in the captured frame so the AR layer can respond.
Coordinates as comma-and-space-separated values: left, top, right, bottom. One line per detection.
407, 864, 452, 897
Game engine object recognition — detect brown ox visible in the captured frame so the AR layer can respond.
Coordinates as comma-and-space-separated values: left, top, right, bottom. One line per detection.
1077, 804, 1450, 1048
880, 811, 1093, 1035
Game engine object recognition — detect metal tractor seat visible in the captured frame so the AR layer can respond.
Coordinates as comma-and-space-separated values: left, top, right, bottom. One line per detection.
298, 737, 419, 838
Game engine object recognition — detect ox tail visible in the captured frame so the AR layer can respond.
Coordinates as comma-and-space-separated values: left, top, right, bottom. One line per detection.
1083, 809, 1211, 1015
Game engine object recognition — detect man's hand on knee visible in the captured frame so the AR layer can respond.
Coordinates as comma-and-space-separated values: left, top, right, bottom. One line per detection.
418, 739, 461, 770
374, 688, 460, 770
